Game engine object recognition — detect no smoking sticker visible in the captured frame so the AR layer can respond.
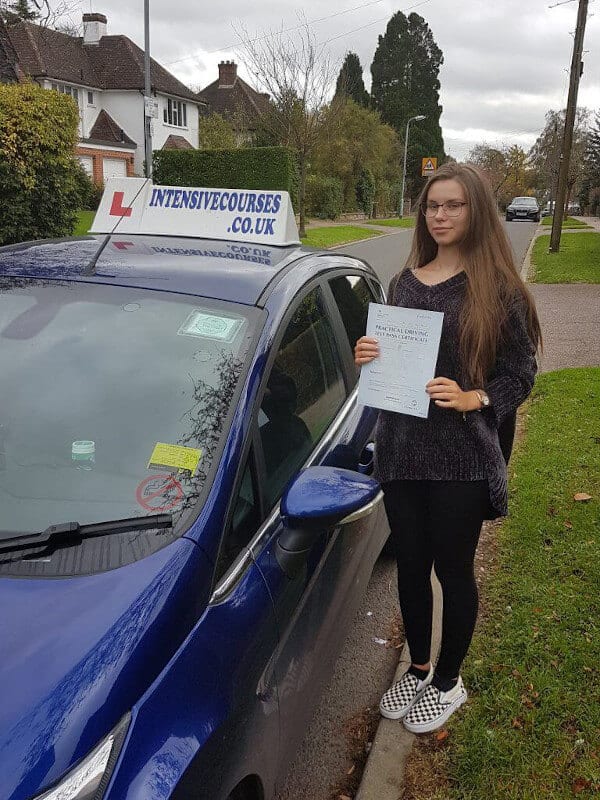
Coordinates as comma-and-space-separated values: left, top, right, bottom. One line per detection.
136, 474, 184, 512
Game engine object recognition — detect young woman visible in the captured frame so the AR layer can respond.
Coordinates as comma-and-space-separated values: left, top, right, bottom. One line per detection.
354, 163, 541, 734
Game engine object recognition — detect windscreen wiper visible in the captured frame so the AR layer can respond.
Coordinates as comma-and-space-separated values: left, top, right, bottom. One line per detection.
0, 514, 173, 555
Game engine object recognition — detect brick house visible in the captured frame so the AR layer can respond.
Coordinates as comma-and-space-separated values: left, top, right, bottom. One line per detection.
198, 61, 270, 144
0, 12, 207, 182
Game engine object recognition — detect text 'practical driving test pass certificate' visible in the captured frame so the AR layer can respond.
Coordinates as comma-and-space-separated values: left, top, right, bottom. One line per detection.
357, 303, 444, 418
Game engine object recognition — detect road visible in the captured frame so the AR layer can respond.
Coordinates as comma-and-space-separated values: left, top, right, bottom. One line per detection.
273, 220, 538, 800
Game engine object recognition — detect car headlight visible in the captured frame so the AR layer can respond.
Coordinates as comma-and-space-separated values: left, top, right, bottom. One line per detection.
35, 714, 130, 800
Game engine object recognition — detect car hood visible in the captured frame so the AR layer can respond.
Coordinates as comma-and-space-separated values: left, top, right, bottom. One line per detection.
0, 537, 211, 800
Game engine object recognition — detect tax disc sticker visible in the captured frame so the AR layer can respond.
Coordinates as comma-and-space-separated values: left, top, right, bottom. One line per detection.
148, 442, 202, 473
178, 309, 244, 342
136, 474, 184, 512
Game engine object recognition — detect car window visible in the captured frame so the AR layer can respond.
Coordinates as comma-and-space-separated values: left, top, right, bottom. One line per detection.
215, 450, 260, 581
0, 279, 259, 536
259, 286, 346, 511
329, 275, 375, 381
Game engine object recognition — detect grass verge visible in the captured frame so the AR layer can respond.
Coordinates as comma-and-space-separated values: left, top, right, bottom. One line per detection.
364, 217, 415, 228
407, 368, 600, 799
541, 216, 590, 229
531, 232, 600, 283
72, 210, 95, 236
301, 225, 382, 249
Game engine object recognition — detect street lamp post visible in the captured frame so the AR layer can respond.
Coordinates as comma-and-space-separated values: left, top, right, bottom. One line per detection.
399, 115, 426, 218
143, 0, 153, 178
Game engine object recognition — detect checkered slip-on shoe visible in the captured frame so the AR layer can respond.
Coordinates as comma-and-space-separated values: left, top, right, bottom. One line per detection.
403, 676, 467, 734
379, 665, 434, 720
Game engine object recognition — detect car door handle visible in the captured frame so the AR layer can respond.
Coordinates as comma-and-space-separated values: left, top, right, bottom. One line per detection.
357, 442, 375, 475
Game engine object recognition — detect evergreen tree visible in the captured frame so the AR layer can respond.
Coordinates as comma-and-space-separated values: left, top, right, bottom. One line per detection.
1, 0, 40, 21
371, 12, 445, 202
335, 52, 369, 108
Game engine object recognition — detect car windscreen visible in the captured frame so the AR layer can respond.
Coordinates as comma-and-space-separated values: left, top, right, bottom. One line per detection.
0, 279, 259, 541
514, 197, 537, 205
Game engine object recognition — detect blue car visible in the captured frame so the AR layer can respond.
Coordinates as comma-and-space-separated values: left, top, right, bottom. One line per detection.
0, 182, 389, 800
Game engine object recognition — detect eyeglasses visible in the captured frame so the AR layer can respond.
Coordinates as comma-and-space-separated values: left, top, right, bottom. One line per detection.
421, 201, 468, 218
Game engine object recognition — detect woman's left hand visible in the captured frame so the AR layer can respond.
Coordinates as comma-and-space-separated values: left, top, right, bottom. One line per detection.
426, 377, 481, 412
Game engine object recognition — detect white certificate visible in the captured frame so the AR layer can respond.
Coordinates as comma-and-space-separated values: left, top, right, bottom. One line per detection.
357, 303, 444, 418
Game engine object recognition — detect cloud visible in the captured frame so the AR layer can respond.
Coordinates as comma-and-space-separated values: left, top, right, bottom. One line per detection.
78, 0, 599, 156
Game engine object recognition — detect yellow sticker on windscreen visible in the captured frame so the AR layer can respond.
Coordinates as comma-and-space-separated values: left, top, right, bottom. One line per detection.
148, 443, 202, 473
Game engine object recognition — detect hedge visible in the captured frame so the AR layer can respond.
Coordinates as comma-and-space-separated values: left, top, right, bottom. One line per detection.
153, 147, 298, 205
305, 175, 344, 220
0, 82, 81, 246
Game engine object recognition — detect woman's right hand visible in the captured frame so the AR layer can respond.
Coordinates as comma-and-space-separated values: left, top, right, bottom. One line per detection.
354, 336, 380, 366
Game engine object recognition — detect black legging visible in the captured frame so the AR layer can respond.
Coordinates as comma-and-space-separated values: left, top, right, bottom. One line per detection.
383, 479, 490, 679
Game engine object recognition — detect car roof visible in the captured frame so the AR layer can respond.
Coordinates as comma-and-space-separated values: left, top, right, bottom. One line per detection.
0, 234, 372, 306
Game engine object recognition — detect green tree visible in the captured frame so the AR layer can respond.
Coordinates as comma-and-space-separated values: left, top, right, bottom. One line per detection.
335, 52, 369, 108
198, 113, 237, 151
356, 168, 376, 217
0, 0, 39, 21
0, 82, 81, 244
371, 11, 445, 203
311, 99, 399, 212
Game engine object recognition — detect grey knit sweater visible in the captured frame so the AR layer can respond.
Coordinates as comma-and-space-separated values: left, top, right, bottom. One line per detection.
374, 268, 538, 517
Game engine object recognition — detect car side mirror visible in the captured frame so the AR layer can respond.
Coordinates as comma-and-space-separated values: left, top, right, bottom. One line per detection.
276, 466, 382, 577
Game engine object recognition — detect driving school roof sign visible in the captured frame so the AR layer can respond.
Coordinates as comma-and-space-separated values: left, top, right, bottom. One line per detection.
90, 178, 301, 247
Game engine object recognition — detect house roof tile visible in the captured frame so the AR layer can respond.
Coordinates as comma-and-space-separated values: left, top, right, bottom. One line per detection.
0, 19, 202, 104
86, 109, 137, 147
198, 76, 270, 127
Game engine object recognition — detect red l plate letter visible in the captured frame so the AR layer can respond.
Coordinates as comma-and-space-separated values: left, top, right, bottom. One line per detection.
109, 191, 133, 218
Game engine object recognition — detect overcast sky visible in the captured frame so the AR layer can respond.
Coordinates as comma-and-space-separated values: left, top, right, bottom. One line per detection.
74, 0, 599, 159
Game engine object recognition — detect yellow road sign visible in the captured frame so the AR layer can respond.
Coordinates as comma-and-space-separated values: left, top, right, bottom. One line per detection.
421, 157, 437, 176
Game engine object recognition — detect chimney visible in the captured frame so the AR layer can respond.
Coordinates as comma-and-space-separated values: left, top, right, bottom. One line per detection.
82, 13, 107, 46
218, 61, 237, 87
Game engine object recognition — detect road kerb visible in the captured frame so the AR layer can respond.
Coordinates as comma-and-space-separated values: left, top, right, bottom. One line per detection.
521, 225, 540, 282
355, 571, 443, 800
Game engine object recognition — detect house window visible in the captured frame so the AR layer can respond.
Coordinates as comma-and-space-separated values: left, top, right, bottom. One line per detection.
163, 98, 187, 128
87, 91, 94, 105
50, 83, 80, 106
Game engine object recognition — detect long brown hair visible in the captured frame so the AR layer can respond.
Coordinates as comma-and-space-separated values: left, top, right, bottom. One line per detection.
405, 162, 542, 386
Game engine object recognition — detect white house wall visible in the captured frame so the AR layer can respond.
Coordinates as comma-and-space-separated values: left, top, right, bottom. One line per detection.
152, 93, 199, 155
101, 90, 145, 174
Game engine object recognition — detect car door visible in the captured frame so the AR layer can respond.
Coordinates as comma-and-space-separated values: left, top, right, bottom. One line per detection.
249, 278, 389, 778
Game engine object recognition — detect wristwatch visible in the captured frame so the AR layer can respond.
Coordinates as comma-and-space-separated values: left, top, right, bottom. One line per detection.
474, 390, 491, 409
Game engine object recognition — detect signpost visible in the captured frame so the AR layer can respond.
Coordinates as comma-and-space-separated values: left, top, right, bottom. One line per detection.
421, 157, 437, 177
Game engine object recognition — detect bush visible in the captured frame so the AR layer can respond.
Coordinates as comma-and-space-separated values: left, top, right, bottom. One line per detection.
0, 82, 81, 245
356, 168, 376, 218
305, 175, 344, 220
71, 163, 104, 211
153, 146, 298, 206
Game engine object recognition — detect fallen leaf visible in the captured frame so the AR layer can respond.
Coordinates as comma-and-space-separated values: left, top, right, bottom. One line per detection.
435, 729, 449, 742
339, 795, 352, 800
511, 717, 524, 729
346, 765, 355, 776
573, 493, 592, 502
572, 777, 592, 793
564, 520, 573, 529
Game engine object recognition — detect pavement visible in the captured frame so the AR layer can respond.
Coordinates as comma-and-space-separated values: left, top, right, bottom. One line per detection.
354, 216, 600, 800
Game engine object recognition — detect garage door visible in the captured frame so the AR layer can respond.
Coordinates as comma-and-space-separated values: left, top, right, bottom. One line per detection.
102, 158, 127, 181
79, 156, 93, 177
